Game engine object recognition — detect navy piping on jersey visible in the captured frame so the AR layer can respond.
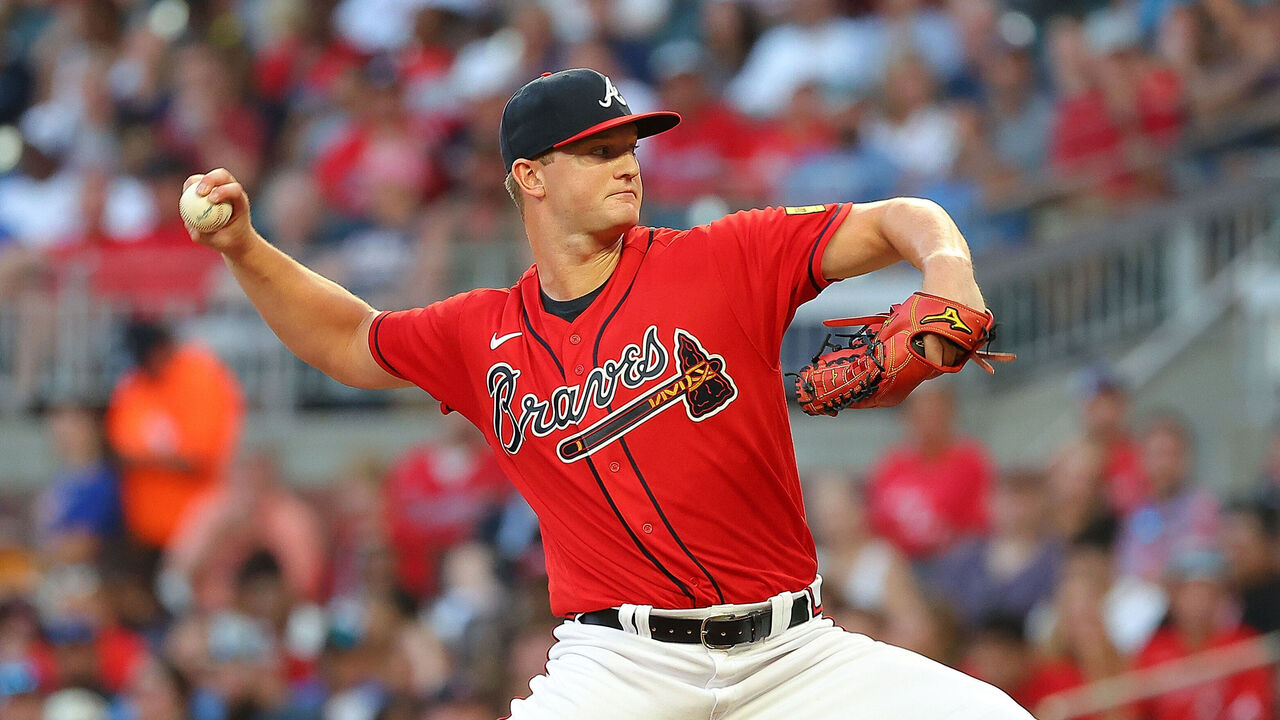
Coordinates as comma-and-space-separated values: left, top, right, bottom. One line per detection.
617, 438, 726, 604
369, 312, 405, 379
807, 204, 845, 293
584, 456, 696, 604
521, 307, 564, 377
522, 281, 694, 604
593, 228, 725, 606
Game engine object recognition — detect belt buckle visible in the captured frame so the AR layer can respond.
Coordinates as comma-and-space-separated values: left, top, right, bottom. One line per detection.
699, 613, 742, 650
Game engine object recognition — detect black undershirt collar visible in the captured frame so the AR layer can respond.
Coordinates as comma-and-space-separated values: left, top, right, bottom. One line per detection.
540, 279, 608, 323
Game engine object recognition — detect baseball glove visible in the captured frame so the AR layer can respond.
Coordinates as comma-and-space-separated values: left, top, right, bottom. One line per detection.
790, 292, 1014, 416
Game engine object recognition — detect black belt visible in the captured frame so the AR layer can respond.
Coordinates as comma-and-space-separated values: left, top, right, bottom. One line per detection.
576, 594, 817, 649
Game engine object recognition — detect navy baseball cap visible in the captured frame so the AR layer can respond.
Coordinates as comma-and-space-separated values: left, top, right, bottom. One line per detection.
499, 68, 681, 172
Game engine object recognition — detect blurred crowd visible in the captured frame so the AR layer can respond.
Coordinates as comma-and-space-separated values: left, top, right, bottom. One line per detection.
5, 0, 1280, 303
811, 378, 1280, 720
4, 319, 1280, 720
5, 0, 1280, 410
3, 0, 1280, 718
3, 0, 1280, 412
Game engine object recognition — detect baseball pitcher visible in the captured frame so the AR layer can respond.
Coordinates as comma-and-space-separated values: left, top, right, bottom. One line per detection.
185, 68, 1028, 719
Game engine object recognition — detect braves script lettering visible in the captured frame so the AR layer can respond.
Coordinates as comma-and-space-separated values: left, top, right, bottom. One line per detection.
487, 326, 666, 454
487, 327, 736, 460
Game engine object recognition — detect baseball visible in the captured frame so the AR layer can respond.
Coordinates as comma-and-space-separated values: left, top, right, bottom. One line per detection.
179, 182, 232, 234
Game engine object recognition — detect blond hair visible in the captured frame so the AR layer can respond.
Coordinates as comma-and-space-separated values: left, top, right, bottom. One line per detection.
503, 151, 555, 215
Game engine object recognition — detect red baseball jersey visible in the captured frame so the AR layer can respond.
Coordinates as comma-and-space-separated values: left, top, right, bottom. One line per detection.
369, 203, 852, 616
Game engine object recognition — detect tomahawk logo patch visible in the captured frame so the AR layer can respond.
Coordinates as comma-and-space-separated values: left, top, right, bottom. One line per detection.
558, 330, 736, 462
485, 327, 737, 462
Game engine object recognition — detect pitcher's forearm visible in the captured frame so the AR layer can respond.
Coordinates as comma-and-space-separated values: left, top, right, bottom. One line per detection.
185, 167, 405, 389
879, 201, 981, 306
224, 232, 376, 380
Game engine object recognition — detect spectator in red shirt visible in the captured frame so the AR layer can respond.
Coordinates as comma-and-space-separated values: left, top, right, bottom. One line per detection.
961, 614, 1081, 717
384, 415, 511, 599
1079, 372, 1148, 518
866, 382, 993, 563
84, 158, 227, 310
639, 42, 759, 224
1046, 16, 1126, 182
1026, 539, 1131, 720
1049, 11, 1186, 202
398, 7, 465, 121
31, 566, 147, 697
1088, 7, 1186, 145
1136, 548, 1275, 720
313, 56, 447, 219
158, 44, 266, 192
323, 455, 397, 603
252, 1, 365, 114
163, 448, 327, 613
743, 82, 838, 202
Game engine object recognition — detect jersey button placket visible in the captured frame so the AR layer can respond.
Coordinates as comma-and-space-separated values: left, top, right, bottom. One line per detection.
609, 461, 621, 472
569, 333, 581, 345
574, 364, 584, 376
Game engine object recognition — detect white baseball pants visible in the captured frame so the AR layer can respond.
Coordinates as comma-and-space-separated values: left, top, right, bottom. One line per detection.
507, 583, 1035, 720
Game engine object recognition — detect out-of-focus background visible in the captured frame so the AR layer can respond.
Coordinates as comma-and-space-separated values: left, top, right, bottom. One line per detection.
1, 0, 1280, 718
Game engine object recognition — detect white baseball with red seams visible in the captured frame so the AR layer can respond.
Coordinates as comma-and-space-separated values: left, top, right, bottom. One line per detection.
179, 182, 232, 233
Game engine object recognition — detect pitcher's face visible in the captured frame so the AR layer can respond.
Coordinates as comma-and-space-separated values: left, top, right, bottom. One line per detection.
540, 124, 642, 237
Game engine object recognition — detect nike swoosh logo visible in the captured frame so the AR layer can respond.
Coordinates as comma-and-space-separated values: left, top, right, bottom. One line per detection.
490, 331, 522, 350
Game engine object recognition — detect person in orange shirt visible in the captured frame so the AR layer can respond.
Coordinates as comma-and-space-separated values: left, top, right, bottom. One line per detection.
106, 320, 244, 549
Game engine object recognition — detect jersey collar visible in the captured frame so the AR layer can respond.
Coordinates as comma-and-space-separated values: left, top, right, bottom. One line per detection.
519, 225, 652, 340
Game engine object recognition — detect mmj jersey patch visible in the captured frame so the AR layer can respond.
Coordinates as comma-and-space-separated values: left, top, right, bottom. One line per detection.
485, 327, 737, 462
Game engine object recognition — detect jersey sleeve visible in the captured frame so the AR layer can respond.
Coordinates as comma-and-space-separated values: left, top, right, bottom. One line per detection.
705, 203, 851, 359
367, 292, 476, 415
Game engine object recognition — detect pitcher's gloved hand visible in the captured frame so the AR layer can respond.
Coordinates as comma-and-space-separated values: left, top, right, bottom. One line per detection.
790, 292, 1015, 416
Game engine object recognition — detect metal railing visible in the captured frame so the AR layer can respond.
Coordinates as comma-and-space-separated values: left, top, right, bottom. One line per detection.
985, 179, 1280, 382
0, 237, 535, 418
786, 177, 1280, 390
1035, 631, 1280, 720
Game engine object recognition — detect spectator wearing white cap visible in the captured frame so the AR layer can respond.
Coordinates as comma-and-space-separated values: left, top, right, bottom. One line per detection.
42, 687, 108, 720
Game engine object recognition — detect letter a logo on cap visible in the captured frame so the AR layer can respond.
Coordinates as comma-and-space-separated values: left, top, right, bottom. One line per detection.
598, 75, 627, 108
